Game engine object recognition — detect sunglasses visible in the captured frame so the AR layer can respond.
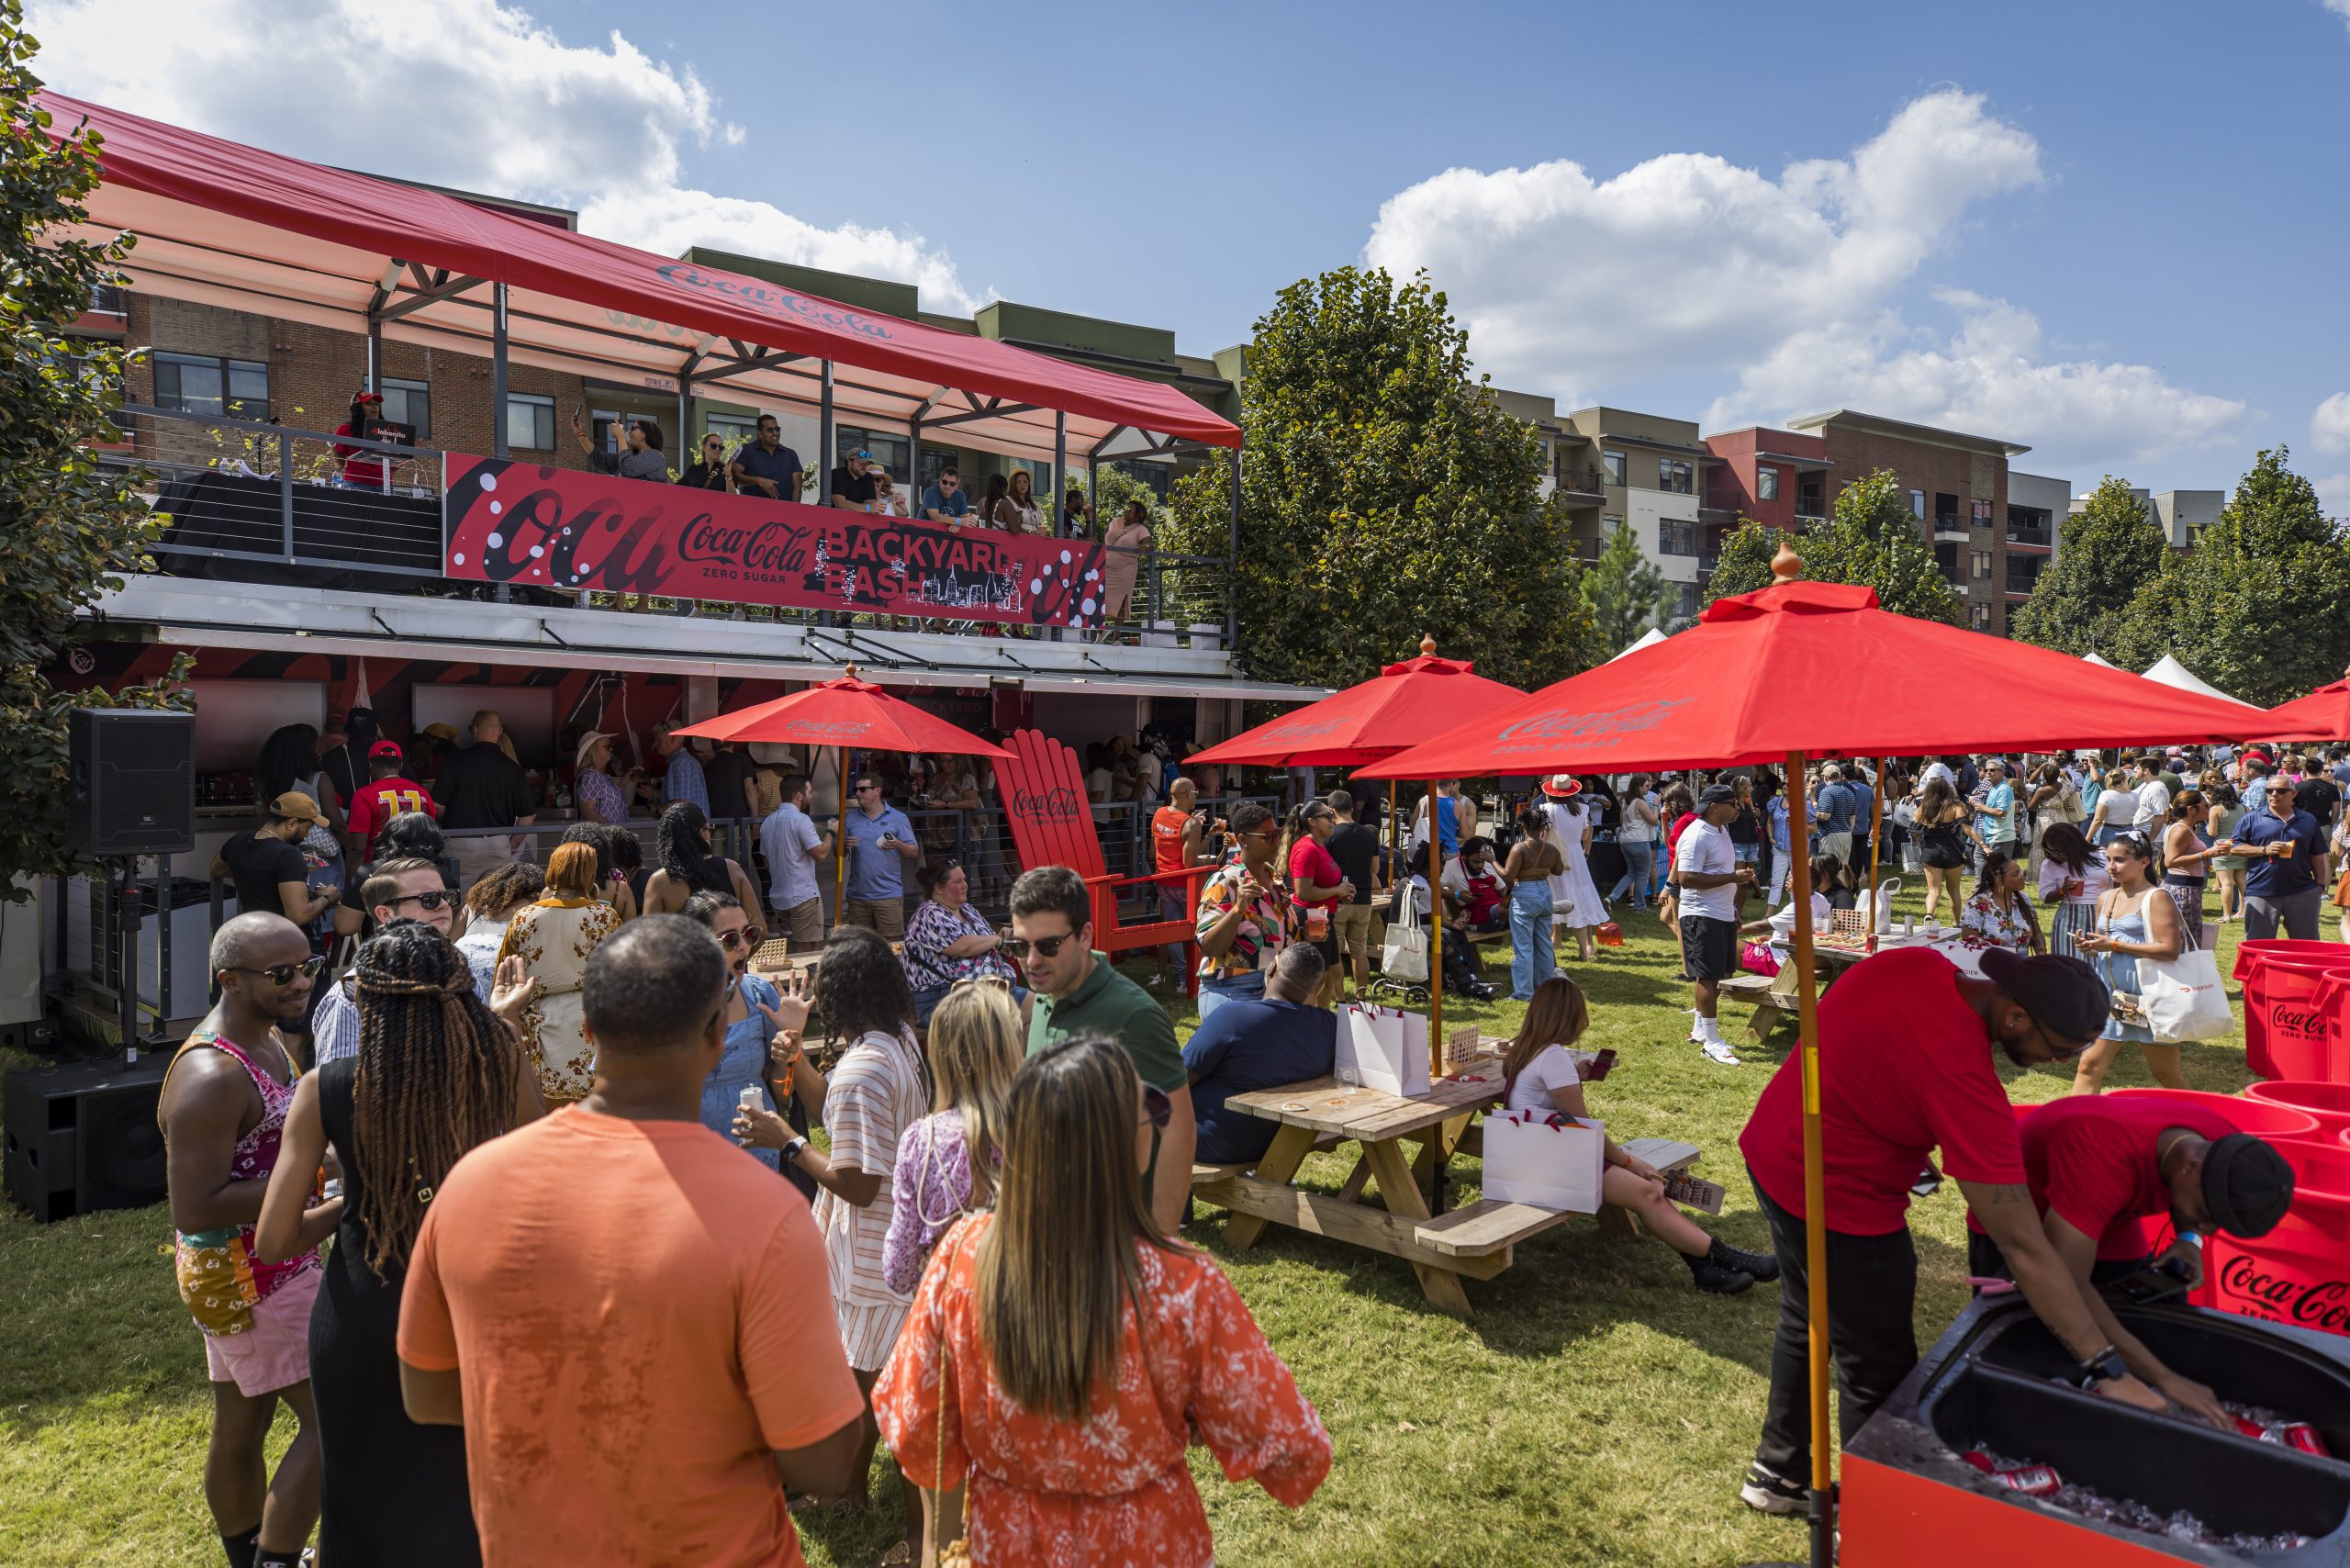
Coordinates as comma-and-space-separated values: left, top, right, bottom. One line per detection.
715, 925, 762, 950
386, 889, 453, 912
1141, 1082, 1172, 1130
229, 956, 328, 986
1001, 931, 1078, 958
952, 973, 1013, 992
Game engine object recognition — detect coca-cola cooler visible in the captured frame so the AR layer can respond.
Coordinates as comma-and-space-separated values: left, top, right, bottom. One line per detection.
1843, 1294, 2350, 1563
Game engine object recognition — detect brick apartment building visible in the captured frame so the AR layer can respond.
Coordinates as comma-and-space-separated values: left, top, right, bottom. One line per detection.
1703, 424, 1831, 530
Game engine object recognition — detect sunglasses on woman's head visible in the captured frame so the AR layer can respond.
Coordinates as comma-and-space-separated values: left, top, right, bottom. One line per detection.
229, 956, 328, 985
952, 973, 1013, 992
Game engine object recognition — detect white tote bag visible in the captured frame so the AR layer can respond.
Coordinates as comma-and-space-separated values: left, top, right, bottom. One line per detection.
1381, 888, 1429, 984
1335, 1002, 1431, 1097
2140, 928, 2233, 1043
1482, 1110, 1606, 1213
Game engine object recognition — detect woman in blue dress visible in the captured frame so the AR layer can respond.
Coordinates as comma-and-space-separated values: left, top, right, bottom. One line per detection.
680, 890, 826, 1195
2068, 832, 2188, 1095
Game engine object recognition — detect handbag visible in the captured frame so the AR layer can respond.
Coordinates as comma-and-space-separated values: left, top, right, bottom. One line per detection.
1336, 1002, 1432, 1096
1483, 1109, 1606, 1213
1595, 921, 1624, 947
2138, 922, 2232, 1043
1740, 940, 1782, 978
931, 1331, 969, 1565
1381, 888, 1430, 984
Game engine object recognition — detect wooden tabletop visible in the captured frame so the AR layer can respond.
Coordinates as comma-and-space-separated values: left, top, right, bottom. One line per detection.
1223, 1050, 1507, 1143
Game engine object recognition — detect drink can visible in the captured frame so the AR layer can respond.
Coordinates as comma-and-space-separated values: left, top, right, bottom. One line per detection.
2281, 1424, 2331, 1457
738, 1084, 764, 1111
1961, 1451, 2060, 1495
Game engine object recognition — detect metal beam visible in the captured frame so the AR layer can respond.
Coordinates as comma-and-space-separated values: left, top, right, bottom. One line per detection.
1087, 423, 1132, 459
920, 399, 1043, 432
376, 269, 484, 324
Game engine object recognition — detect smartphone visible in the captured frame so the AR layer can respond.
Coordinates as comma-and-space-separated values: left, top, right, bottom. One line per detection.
2104, 1257, 2193, 1306
1576, 1048, 1619, 1082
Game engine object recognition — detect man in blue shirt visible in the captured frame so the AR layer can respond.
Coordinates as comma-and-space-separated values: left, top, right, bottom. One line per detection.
841, 771, 919, 939
655, 722, 708, 812
757, 772, 834, 948
2227, 778, 2332, 941
1182, 945, 1337, 1165
1973, 759, 2018, 857
918, 464, 971, 526
727, 415, 802, 504
1813, 763, 1858, 867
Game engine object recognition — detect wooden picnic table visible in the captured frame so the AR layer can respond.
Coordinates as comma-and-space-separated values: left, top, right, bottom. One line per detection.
1192, 1045, 1701, 1317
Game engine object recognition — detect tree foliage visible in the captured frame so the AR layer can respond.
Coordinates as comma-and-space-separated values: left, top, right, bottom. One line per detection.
2009, 476, 2165, 656
1704, 468, 1965, 625
1580, 516, 1674, 655
1160, 267, 1598, 690
2111, 447, 2350, 706
1, 6, 188, 894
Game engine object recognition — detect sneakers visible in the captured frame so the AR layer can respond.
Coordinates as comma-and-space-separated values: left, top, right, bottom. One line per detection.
1701, 1038, 1741, 1066
1740, 1463, 1807, 1516
1709, 1237, 1781, 1282
1687, 1011, 1707, 1042
1689, 1256, 1756, 1294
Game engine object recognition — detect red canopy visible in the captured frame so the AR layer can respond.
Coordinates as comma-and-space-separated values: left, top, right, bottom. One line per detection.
2261, 669, 2350, 743
41, 92, 1237, 461
1184, 638, 1527, 767
671, 670, 1013, 757
1359, 577, 2275, 778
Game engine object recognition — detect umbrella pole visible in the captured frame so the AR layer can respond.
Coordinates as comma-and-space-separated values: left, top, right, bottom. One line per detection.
1786, 748, 1834, 1568
835, 745, 852, 926
1869, 756, 1885, 929
1427, 778, 1444, 1075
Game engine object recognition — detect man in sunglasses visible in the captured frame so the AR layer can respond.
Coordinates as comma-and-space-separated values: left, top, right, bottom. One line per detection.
310, 858, 464, 1065
1735, 946, 2167, 1520
1011, 865, 1194, 1232
162, 913, 326, 1568
728, 415, 802, 503
918, 462, 969, 529
2219, 777, 2331, 940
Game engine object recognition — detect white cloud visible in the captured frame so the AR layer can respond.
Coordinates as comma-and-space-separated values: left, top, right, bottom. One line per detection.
25, 0, 981, 310
1363, 88, 2245, 471
2317, 475, 2350, 521
2329, 0, 2350, 34
2313, 392, 2350, 454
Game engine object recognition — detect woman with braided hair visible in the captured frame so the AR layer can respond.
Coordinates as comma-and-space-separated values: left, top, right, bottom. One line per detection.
642, 800, 762, 917
255, 918, 542, 1567
497, 843, 625, 1103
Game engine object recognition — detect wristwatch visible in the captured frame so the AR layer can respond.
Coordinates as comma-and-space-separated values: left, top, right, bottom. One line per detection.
2073, 1345, 2128, 1390
780, 1137, 809, 1168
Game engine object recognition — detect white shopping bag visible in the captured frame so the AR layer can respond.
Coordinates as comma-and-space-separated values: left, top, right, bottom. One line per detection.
1482, 1109, 1606, 1213
1382, 893, 1429, 984
2140, 945, 2232, 1043
1335, 1002, 1431, 1097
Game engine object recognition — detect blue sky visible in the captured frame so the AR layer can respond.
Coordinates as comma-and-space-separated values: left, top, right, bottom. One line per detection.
30, 0, 2350, 505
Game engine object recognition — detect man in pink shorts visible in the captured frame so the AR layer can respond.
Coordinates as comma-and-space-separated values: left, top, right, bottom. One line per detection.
161, 912, 326, 1568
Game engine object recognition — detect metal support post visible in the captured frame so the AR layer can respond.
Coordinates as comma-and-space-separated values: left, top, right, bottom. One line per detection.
818, 361, 836, 627
1053, 410, 1069, 642
492, 280, 511, 603
1225, 446, 1243, 652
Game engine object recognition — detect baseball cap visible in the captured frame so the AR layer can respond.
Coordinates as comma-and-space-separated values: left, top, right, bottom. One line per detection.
1979, 948, 2109, 1048
1698, 783, 1738, 806
367, 739, 404, 759
2201, 1135, 2295, 1238
353, 389, 384, 405
268, 790, 329, 827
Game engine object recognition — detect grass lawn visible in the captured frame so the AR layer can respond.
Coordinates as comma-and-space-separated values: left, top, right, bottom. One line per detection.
0, 874, 2298, 1567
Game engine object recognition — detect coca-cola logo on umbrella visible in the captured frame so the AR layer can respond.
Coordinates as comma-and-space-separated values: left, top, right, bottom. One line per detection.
1261, 718, 1346, 742
1492, 697, 1688, 750
782, 719, 873, 741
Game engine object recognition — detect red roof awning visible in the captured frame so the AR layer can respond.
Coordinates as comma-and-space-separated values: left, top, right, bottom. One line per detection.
40, 91, 1238, 460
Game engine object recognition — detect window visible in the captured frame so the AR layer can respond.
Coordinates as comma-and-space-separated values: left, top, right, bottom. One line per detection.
505, 393, 555, 452
1659, 520, 1699, 555
1909, 488, 1927, 520
918, 448, 957, 496
1972, 498, 1992, 528
1676, 582, 1702, 619
1971, 549, 1993, 579
1934, 492, 1960, 530
836, 426, 910, 479
379, 377, 431, 441
705, 411, 758, 452
1111, 458, 1172, 502
1935, 542, 1960, 583
1659, 458, 1694, 494
1971, 603, 1992, 632
152, 352, 270, 420
1756, 465, 1779, 501
1603, 450, 1626, 486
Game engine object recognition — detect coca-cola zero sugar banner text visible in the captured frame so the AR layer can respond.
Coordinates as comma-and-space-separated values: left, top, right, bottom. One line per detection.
442, 457, 1111, 629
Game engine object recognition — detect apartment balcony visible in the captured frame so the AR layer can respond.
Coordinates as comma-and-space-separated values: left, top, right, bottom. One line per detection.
1564, 535, 1605, 562
2007, 521, 2053, 550
1931, 513, 1966, 541
71, 282, 129, 339
1553, 464, 1609, 507
1697, 506, 1735, 526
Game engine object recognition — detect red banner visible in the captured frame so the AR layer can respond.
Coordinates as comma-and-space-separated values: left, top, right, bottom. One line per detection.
442, 456, 1111, 629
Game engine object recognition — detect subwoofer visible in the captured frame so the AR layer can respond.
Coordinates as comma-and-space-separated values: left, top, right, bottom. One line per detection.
68, 708, 195, 856
3, 1055, 172, 1222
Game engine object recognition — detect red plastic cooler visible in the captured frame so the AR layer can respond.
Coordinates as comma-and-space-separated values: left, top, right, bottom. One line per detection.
2251, 1081, 2350, 1142
2204, 1135, 2350, 1337
2236, 939, 2350, 1081
2102, 1089, 2323, 1273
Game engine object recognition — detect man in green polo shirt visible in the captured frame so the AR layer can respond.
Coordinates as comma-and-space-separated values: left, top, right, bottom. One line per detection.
1010, 865, 1194, 1231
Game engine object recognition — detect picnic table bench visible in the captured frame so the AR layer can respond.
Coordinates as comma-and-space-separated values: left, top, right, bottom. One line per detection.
1192, 1043, 1707, 1316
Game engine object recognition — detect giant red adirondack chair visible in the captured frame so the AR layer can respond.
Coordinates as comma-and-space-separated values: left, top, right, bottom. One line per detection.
995, 730, 1203, 995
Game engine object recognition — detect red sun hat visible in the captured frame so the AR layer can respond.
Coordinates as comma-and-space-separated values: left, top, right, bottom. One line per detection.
1540, 774, 1583, 798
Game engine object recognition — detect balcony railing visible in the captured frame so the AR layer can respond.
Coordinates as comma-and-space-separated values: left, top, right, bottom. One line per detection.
1565, 536, 1605, 562
2007, 521, 2052, 547
99, 404, 1235, 648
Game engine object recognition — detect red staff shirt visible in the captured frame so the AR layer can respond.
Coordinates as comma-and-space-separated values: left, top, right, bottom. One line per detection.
1964, 1096, 2236, 1260
1740, 947, 2024, 1234
347, 775, 440, 848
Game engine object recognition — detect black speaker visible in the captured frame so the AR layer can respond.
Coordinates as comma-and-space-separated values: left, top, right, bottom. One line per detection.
69, 708, 195, 856
4, 1055, 172, 1222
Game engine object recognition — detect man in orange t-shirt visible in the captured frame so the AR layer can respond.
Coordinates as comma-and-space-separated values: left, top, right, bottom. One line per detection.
1150, 776, 1212, 987
397, 916, 864, 1567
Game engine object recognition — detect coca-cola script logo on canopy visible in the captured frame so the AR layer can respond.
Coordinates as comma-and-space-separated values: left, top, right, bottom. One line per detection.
655, 263, 894, 341
1490, 697, 1689, 752
2217, 1250, 2350, 1335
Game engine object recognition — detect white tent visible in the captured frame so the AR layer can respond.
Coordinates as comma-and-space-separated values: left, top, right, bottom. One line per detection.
2140, 655, 2241, 704
1609, 626, 1670, 662
2082, 652, 2117, 668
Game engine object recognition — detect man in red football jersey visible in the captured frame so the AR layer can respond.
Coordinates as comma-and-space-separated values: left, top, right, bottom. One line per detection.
343, 740, 438, 860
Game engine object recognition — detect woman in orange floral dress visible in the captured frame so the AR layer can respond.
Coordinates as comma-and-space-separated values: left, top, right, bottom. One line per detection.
494, 843, 622, 1105
874, 1032, 1330, 1566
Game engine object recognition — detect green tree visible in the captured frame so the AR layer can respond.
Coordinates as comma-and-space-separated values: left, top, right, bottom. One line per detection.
2009, 476, 2165, 656
0, 7, 187, 895
1705, 468, 1964, 626
2111, 446, 2350, 706
1159, 267, 1598, 690
1581, 515, 1673, 654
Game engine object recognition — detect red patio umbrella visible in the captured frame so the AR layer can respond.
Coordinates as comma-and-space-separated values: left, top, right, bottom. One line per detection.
1358, 552, 2274, 1567
673, 666, 1013, 919
2259, 667, 2350, 742
1187, 637, 1528, 1060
